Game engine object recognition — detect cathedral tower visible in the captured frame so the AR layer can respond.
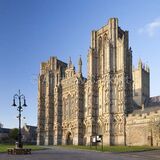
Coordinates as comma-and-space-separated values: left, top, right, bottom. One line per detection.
85, 18, 133, 145
133, 59, 150, 107
37, 57, 67, 145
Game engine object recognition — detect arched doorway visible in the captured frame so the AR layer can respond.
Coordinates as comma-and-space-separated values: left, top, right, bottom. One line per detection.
66, 132, 73, 145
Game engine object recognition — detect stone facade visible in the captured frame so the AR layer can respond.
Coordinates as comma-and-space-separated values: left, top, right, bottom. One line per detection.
37, 18, 160, 146
133, 60, 150, 107
126, 97, 160, 146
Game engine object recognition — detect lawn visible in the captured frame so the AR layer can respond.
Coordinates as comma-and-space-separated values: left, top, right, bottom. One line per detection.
1, 144, 160, 153
0, 144, 45, 153
60, 145, 160, 153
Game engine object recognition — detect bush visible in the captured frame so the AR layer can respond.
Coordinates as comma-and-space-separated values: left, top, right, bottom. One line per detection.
9, 128, 18, 141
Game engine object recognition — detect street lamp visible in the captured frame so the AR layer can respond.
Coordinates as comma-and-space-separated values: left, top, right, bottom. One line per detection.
12, 90, 27, 148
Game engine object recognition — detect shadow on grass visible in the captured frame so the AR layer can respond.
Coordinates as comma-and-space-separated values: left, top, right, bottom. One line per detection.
59, 145, 160, 153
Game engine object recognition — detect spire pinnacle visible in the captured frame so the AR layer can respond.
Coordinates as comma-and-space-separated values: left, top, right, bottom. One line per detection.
78, 55, 82, 75
138, 58, 142, 68
68, 57, 72, 68
78, 55, 82, 66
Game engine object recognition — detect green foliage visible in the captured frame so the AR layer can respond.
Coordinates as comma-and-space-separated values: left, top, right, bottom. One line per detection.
9, 128, 18, 141
0, 122, 3, 128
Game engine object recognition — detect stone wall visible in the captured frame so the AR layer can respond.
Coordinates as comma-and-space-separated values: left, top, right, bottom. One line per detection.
126, 110, 160, 146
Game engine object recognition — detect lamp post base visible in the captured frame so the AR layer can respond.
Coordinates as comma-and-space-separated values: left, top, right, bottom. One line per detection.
8, 148, 31, 155
15, 142, 23, 149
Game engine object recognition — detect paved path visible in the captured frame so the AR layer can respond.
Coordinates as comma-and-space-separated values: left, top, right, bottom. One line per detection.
0, 147, 160, 160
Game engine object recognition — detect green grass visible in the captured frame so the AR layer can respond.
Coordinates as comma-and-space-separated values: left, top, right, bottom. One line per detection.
0, 144, 45, 153
1, 144, 160, 153
60, 145, 160, 153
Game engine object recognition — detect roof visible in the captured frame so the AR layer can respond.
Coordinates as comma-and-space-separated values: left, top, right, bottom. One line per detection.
132, 96, 160, 114
0, 128, 11, 134
147, 96, 160, 107
25, 125, 37, 130
23, 124, 37, 133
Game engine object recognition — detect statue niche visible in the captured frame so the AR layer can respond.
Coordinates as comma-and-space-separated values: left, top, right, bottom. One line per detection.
66, 94, 71, 120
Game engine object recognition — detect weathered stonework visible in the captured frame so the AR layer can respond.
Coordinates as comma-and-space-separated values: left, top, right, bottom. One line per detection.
37, 18, 160, 146
133, 59, 150, 107
126, 109, 160, 146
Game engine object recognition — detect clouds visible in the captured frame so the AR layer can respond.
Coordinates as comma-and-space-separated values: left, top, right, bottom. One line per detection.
139, 18, 160, 37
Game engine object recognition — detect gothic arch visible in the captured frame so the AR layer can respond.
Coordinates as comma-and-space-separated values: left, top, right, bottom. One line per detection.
98, 36, 102, 76
97, 119, 104, 135
83, 124, 87, 145
66, 131, 73, 145
83, 124, 86, 134
104, 33, 111, 72
98, 36, 102, 51
103, 34, 108, 74
97, 122, 103, 135
42, 77, 46, 95
102, 86, 104, 112
63, 98, 66, 120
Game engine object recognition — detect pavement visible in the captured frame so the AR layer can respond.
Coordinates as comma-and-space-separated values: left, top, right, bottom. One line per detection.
0, 146, 160, 160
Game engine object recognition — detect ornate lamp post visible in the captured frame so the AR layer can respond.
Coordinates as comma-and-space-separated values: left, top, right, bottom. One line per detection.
12, 90, 27, 148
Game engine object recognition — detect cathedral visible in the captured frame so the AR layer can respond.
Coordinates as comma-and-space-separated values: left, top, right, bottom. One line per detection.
37, 18, 160, 146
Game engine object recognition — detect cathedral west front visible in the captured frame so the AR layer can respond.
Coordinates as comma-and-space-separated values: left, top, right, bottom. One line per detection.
37, 18, 160, 146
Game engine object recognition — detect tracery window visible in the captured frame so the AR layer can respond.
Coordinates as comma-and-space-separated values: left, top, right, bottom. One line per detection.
103, 34, 107, 74
98, 37, 102, 75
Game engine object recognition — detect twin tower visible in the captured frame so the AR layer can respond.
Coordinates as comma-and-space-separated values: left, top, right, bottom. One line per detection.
37, 18, 149, 146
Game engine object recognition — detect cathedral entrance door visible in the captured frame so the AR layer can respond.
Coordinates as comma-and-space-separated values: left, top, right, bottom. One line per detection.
66, 132, 73, 145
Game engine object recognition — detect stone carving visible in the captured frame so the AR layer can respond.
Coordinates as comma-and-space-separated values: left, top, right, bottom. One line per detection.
37, 18, 159, 147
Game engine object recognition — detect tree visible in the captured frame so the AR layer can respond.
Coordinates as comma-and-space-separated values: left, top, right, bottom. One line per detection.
0, 122, 3, 128
9, 128, 18, 141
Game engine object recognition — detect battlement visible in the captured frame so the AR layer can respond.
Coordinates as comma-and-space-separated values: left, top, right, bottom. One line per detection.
133, 59, 150, 73
127, 109, 160, 118
91, 17, 128, 49
40, 56, 67, 75
133, 58, 150, 107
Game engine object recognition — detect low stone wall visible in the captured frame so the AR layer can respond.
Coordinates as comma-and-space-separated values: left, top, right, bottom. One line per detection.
126, 110, 160, 146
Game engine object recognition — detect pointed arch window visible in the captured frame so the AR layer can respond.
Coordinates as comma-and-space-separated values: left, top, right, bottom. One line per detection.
98, 37, 102, 76
103, 34, 108, 73
63, 98, 66, 120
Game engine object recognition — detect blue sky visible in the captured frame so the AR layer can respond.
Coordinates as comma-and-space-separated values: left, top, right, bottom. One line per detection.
0, 0, 160, 128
